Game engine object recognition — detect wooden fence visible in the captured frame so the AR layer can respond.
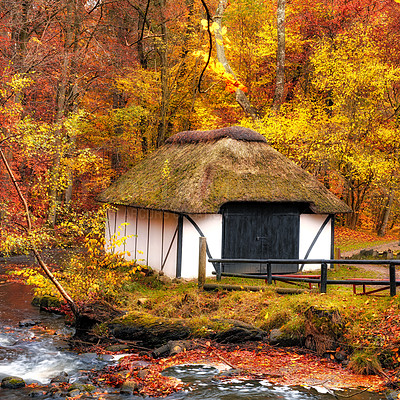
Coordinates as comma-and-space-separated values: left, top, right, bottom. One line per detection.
206, 258, 400, 296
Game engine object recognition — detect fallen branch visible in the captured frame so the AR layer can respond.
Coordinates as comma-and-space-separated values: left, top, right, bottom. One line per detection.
197, 342, 236, 369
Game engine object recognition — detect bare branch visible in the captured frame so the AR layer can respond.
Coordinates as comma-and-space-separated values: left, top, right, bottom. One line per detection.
0, 145, 79, 318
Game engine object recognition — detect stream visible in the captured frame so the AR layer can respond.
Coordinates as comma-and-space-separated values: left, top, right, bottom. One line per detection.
0, 262, 387, 399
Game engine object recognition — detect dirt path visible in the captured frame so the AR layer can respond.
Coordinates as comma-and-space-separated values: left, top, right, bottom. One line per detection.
340, 241, 400, 278
340, 241, 400, 258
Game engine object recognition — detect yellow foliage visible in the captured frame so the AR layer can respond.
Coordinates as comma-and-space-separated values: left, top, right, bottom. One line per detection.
12, 207, 145, 304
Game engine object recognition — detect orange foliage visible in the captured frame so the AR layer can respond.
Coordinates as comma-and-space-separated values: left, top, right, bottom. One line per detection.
108, 342, 385, 397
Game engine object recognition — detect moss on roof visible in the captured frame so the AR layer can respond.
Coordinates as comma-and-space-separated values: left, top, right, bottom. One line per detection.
165, 126, 267, 144
98, 128, 351, 214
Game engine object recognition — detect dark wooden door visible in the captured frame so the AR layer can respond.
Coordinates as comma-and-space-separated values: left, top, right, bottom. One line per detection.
221, 202, 300, 274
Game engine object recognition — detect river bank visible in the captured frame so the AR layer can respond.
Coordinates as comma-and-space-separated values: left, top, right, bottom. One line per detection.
2, 251, 400, 399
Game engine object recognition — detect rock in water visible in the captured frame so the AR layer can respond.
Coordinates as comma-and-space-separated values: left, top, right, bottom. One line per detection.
1, 376, 26, 389
18, 319, 37, 327
120, 379, 139, 395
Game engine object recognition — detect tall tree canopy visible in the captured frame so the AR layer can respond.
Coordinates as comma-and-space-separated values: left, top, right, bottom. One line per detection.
1, 0, 400, 242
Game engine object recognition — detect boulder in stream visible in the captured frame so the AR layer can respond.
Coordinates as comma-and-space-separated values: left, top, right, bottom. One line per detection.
1, 376, 26, 389
18, 319, 37, 327
50, 371, 70, 384
120, 379, 139, 395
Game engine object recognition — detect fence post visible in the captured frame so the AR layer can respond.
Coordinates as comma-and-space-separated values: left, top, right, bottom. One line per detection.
267, 263, 272, 284
389, 262, 396, 297
215, 263, 222, 281
320, 262, 327, 294
198, 237, 207, 289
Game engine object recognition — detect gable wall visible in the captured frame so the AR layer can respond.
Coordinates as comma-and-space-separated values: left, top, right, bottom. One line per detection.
181, 214, 222, 278
299, 214, 332, 270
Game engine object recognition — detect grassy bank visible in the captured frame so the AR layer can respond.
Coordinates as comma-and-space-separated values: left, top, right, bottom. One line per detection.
114, 263, 400, 377
7, 228, 400, 380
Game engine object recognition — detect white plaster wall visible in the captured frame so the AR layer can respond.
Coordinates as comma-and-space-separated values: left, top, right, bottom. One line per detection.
158, 212, 179, 277
299, 214, 331, 271
105, 207, 178, 276
135, 208, 149, 265
181, 214, 222, 279
124, 207, 138, 260
146, 209, 163, 268
105, 209, 115, 246
105, 207, 129, 255
145, 210, 178, 277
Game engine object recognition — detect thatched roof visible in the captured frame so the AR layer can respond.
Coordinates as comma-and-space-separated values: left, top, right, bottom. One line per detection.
98, 126, 351, 214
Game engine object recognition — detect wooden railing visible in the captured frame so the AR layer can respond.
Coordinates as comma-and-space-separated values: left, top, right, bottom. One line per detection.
207, 257, 400, 296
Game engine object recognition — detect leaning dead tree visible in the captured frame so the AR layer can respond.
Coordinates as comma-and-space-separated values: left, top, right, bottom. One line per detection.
213, 0, 259, 121
0, 140, 79, 318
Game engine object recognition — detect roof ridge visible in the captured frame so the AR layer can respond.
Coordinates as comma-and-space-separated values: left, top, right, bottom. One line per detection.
166, 126, 267, 144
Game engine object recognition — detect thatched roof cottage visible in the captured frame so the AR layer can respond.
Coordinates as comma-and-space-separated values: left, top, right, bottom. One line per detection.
99, 126, 351, 278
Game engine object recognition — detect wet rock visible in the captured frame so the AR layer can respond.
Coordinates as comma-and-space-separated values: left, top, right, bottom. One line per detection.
32, 295, 62, 309
1, 376, 26, 389
50, 390, 65, 398
269, 328, 302, 347
105, 344, 130, 352
68, 382, 96, 393
215, 326, 265, 343
73, 376, 92, 384
28, 388, 48, 397
120, 379, 139, 395
98, 354, 115, 362
50, 371, 69, 384
67, 389, 81, 397
127, 360, 151, 369
334, 350, 348, 362
152, 340, 193, 358
110, 313, 191, 348
78, 352, 98, 362
18, 319, 37, 327
217, 368, 244, 378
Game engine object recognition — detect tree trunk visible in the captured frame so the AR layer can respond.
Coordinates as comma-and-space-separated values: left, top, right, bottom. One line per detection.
272, 0, 286, 112
377, 189, 394, 237
48, 0, 82, 225
214, 0, 259, 121
155, 0, 169, 147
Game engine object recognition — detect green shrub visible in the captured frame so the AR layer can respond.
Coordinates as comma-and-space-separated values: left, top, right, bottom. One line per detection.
348, 350, 383, 375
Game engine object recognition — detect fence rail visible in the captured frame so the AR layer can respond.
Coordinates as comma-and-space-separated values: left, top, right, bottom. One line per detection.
208, 258, 400, 296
